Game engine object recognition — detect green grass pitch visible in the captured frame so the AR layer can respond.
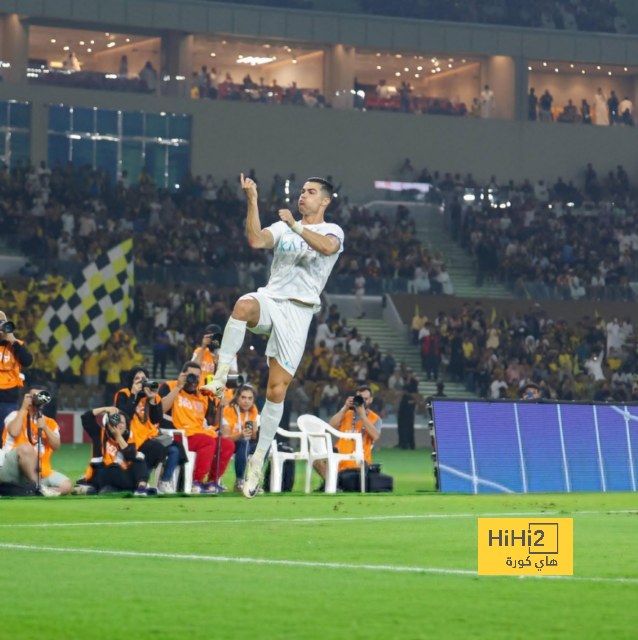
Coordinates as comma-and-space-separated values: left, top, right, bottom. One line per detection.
1, 445, 637, 639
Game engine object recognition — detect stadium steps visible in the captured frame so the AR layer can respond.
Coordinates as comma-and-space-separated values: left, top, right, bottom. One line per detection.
138, 346, 180, 383
416, 209, 513, 299
347, 318, 475, 399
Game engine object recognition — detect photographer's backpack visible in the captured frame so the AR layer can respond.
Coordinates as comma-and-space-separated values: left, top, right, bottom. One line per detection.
338, 464, 393, 493
263, 443, 296, 492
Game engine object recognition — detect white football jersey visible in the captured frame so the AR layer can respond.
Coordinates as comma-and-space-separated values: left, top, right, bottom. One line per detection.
260, 221, 344, 310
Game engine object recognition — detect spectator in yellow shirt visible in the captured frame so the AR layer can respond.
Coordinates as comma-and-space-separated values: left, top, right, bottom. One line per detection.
83, 351, 100, 386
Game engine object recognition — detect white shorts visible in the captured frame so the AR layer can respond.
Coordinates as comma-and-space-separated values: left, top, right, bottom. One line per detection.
41, 471, 70, 488
241, 292, 314, 376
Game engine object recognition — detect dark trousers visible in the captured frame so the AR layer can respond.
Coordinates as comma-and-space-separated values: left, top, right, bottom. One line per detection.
153, 349, 167, 378
425, 353, 439, 381
398, 403, 416, 450
139, 439, 168, 471
234, 438, 258, 479
0, 402, 18, 442
96, 460, 149, 491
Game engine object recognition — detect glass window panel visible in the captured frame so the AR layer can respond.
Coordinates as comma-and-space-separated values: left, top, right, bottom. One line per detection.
95, 140, 118, 180
145, 112, 167, 139
71, 138, 94, 168
168, 114, 190, 141
8, 102, 30, 129
8, 132, 29, 167
49, 106, 70, 133
144, 142, 166, 188
167, 145, 190, 191
72, 107, 95, 134
0, 102, 8, 129
122, 111, 143, 137
48, 134, 70, 168
121, 140, 143, 184
96, 109, 118, 135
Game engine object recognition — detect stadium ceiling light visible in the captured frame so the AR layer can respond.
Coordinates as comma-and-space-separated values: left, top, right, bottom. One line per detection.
597, 65, 601, 69
395, 71, 401, 76
263, 44, 271, 48
107, 42, 116, 48
376, 65, 381, 69
528, 66, 532, 70
376, 52, 381, 56
608, 71, 612, 75
87, 48, 92, 52
436, 67, 441, 72
431, 69, 436, 73
624, 67, 628, 71
449, 58, 454, 62
210, 52, 216, 57
237, 56, 274, 65
50, 38, 56, 43
64, 46, 69, 51
449, 63, 453, 68
105, 33, 110, 36
415, 73, 419, 78
126, 38, 130, 43
582, 70, 586, 74
404, 67, 409, 71
555, 68, 558, 72
462, 59, 466, 63
543, 62, 547, 66
570, 64, 574, 68
417, 66, 423, 70
395, 54, 402, 58
79, 41, 85, 45
292, 58, 297, 64
90, 40, 95, 44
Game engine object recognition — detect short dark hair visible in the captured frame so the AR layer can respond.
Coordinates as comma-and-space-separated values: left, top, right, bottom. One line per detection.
357, 385, 373, 396
307, 177, 334, 199
181, 361, 201, 373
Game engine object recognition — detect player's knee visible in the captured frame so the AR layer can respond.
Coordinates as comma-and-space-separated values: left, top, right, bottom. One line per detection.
232, 298, 258, 323
58, 480, 73, 495
16, 442, 34, 461
266, 380, 288, 403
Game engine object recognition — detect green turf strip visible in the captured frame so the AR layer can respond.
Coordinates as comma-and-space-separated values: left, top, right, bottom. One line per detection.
1, 445, 637, 639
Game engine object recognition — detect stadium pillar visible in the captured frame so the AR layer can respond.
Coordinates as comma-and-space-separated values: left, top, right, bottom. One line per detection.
30, 100, 49, 167
482, 55, 516, 120
514, 56, 529, 121
1, 14, 29, 84
324, 44, 356, 109
161, 32, 193, 98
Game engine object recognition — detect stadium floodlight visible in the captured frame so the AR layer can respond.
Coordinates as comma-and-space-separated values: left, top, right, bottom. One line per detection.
463, 194, 475, 202
237, 56, 274, 65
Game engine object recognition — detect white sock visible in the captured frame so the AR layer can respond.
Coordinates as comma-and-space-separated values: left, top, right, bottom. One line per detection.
253, 399, 284, 464
218, 317, 247, 368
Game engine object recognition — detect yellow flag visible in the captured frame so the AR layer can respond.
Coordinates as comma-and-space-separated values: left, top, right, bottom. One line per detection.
491, 307, 497, 324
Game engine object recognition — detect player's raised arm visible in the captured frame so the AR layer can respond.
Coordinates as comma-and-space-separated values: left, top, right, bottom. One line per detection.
242, 173, 274, 250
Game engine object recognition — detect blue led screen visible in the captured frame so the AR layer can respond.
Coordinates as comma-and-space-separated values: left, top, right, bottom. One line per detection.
432, 400, 638, 494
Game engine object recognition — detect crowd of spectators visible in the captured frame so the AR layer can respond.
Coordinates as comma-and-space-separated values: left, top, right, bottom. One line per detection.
529, 88, 634, 126
419, 162, 638, 301
412, 301, 638, 403
220, 0, 629, 33
1, 160, 444, 297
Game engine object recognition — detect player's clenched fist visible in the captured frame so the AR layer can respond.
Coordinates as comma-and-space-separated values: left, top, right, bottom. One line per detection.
240, 173, 258, 200
279, 209, 295, 227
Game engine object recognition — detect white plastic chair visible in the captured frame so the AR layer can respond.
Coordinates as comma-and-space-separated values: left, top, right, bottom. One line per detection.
149, 415, 195, 494
268, 427, 309, 493
297, 414, 366, 494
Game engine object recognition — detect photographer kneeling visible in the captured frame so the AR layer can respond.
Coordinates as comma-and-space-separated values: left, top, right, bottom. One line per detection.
115, 367, 187, 494
81, 405, 153, 496
1, 386, 70, 496
221, 385, 259, 492
314, 385, 382, 491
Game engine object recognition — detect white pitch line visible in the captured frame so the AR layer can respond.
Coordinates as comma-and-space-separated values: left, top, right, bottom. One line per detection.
0, 509, 635, 529
0, 543, 636, 585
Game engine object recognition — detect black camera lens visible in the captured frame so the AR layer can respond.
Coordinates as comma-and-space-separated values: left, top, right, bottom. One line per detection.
108, 413, 122, 426
0, 320, 15, 334
186, 373, 199, 385
33, 390, 52, 407
142, 379, 159, 392
353, 395, 365, 407
226, 374, 245, 390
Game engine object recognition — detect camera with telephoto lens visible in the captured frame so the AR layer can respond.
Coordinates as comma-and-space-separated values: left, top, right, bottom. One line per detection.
31, 390, 52, 407
210, 333, 223, 349
186, 373, 199, 386
141, 378, 159, 393
353, 394, 366, 408
226, 374, 244, 390
0, 320, 15, 334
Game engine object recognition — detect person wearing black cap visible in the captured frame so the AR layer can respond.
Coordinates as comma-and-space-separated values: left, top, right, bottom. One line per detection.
114, 366, 186, 493
192, 323, 239, 388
